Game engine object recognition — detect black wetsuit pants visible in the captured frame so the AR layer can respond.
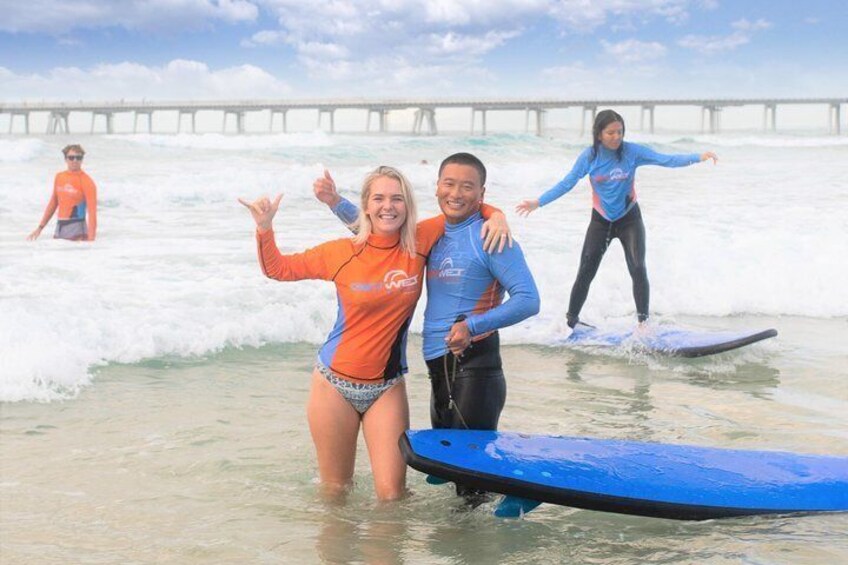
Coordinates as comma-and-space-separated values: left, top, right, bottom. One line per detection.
568, 204, 649, 323
427, 332, 506, 498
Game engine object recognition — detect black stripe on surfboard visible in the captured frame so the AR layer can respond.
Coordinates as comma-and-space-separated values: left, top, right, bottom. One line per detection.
399, 432, 803, 521
671, 328, 778, 358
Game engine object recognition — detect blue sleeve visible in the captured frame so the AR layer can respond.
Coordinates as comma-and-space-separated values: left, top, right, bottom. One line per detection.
632, 143, 700, 168
331, 196, 360, 229
465, 241, 541, 336
538, 149, 591, 207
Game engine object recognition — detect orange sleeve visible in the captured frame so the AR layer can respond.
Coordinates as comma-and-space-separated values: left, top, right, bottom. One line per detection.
480, 202, 502, 219
84, 174, 97, 241
255, 229, 342, 281
415, 215, 445, 255
414, 203, 503, 255
37, 175, 59, 228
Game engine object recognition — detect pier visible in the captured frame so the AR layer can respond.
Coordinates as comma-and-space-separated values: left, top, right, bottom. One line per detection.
1, 97, 844, 136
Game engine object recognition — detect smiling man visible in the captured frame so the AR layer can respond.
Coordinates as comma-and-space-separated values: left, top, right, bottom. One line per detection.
317, 152, 540, 502
28, 144, 98, 242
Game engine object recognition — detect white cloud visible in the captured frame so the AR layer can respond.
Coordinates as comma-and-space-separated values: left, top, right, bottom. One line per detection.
257, 0, 533, 45
540, 38, 668, 96
541, 62, 588, 79
0, 0, 723, 41
539, 58, 843, 100
297, 42, 350, 60
229, 1, 734, 96
678, 17, 771, 54
677, 32, 749, 53
426, 30, 520, 57
601, 39, 667, 63
241, 1, 705, 93
164, 59, 212, 74
731, 18, 771, 32
540, 56, 671, 98
668, 60, 848, 98
5, 2, 827, 100
1, 1, 721, 99
241, 30, 288, 48
215, 0, 259, 21
0, 60, 290, 101
539, 61, 650, 99
546, 0, 692, 31
294, 52, 497, 96
379, 61, 496, 95
416, 0, 548, 26
244, 1, 536, 93
0, 0, 259, 34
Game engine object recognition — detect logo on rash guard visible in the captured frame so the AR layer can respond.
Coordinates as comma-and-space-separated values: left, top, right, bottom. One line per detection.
57, 183, 81, 195
609, 168, 629, 181
437, 256, 464, 278
593, 168, 629, 183
351, 271, 420, 292
384, 270, 419, 290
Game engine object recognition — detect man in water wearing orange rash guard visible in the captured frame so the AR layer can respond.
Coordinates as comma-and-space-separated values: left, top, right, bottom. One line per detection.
240, 166, 506, 502
27, 144, 97, 242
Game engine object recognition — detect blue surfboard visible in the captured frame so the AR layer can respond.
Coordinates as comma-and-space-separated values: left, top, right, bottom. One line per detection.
564, 325, 777, 357
400, 429, 848, 520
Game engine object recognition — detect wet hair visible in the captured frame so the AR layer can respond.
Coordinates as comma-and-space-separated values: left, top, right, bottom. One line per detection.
62, 144, 85, 157
353, 166, 418, 257
591, 110, 625, 162
438, 152, 486, 186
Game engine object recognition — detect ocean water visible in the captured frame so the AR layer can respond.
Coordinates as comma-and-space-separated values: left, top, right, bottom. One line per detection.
2, 131, 846, 401
1, 131, 847, 562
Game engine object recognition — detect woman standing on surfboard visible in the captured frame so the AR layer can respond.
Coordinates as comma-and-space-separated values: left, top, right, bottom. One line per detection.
240, 167, 507, 502
516, 109, 717, 328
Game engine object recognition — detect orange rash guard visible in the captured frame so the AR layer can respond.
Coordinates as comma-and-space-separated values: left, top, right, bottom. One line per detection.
256, 216, 445, 381
39, 171, 97, 240
254, 204, 501, 382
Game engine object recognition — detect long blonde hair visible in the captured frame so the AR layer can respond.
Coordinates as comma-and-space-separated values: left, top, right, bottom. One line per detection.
352, 166, 418, 257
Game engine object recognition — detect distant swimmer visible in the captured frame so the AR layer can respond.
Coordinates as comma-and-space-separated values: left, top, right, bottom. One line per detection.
516, 109, 717, 328
27, 144, 98, 242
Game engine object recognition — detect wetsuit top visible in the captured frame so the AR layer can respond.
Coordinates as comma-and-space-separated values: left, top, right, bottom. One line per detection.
41, 170, 97, 235
332, 199, 540, 361
538, 142, 700, 221
255, 218, 443, 381
421, 212, 540, 360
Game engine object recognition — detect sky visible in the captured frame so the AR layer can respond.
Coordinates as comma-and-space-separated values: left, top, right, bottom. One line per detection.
0, 0, 846, 101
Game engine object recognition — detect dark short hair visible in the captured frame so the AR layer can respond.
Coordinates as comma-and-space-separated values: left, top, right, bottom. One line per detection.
62, 144, 85, 157
438, 152, 486, 186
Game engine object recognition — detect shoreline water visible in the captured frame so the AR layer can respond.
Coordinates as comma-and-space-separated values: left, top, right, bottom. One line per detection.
2, 325, 847, 563
2, 131, 847, 562
3, 132, 848, 402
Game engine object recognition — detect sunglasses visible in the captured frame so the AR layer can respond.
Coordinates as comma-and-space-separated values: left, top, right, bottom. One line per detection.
66, 155, 84, 161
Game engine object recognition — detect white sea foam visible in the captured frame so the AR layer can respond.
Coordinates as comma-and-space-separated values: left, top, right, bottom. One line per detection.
624, 132, 848, 148
0, 138, 46, 162
1, 132, 846, 401
109, 131, 336, 150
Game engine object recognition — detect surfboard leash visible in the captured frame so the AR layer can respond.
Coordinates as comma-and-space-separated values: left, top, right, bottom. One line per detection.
443, 353, 470, 430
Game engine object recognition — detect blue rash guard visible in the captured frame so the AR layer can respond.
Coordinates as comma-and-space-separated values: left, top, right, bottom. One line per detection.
539, 141, 701, 221
332, 198, 540, 361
